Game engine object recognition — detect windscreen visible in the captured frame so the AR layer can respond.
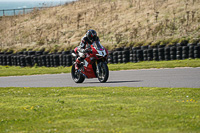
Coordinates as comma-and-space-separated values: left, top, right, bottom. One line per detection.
93, 41, 103, 50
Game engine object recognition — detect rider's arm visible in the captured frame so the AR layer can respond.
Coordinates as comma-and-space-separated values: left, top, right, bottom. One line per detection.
78, 38, 87, 53
96, 36, 100, 41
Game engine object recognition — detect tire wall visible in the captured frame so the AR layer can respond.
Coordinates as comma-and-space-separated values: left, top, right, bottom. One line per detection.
0, 43, 200, 67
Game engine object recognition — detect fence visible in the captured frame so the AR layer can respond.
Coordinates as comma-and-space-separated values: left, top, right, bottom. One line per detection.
0, 43, 200, 67
0, 7, 49, 16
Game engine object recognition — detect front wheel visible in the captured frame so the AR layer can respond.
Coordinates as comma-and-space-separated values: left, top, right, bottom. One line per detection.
71, 64, 85, 83
97, 62, 109, 83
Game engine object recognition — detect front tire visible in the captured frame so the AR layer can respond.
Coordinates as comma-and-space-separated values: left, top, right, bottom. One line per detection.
71, 64, 85, 83
97, 62, 109, 83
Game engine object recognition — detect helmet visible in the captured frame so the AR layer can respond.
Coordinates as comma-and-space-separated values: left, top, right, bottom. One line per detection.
86, 29, 97, 43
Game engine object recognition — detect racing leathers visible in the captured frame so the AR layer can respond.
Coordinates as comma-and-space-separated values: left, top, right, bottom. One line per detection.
75, 35, 99, 70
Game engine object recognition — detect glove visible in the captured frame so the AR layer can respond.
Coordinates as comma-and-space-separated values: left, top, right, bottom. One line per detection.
80, 49, 86, 53
85, 48, 92, 53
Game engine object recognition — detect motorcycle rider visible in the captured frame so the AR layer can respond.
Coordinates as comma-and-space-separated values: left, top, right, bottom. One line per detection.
75, 29, 99, 70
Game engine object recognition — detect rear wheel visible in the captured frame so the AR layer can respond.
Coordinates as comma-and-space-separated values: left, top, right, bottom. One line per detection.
71, 64, 85, 83
97, 62, 109, 83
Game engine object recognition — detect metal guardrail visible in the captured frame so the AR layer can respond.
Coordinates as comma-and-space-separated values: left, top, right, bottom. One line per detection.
0, 7, 49, 16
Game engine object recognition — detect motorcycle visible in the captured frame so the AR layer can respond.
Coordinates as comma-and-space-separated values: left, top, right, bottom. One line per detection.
71, 41, 109, 83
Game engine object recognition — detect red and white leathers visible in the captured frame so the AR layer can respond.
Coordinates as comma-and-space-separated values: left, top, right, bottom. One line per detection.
75, 34, 99, 70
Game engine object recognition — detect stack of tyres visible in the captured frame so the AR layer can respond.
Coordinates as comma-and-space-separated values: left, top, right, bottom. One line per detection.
113, 51, 118, 64
10, 56, 13, 66
6, 55, 12, 66
37, 56, 42, 66
108, 51, 113, 64
12, 55, 17, 66
66, 55, 72, 67
37, 56, 41, 66
10, 55, 13, 66
17, 56, 21, 66
41, 55, 46, 66
132, 47, 138, 63
143, 50, 148, 61
137, 49, 143, 62
153, 48, 159, 61
2, 55, 7, 65
118, 51, 122, 63
62, 55, 67, 67
46, 55, 50, 67
194, 44, 200, 58
53, 55, 59, 67
158, 48, 165, 61
122, 50, 129, 63
129, 50, 133, 62
25, 56, 32, 66
170, 46, 176, 60
15, 55, 18, 66
61, 51, 69, 66
164, 47, 170, 61
59, 54, 63, 66
0, 52, 3, 64
182, 46, 189, 59
0, 54, 2, 65
141, 46, 148, 61
176, 46, 182, 60
20, 56, 26, 67
50, 55, 54, 67
188, 44, 194, 59
32, 56, 38, 66
147, 49, 153, 61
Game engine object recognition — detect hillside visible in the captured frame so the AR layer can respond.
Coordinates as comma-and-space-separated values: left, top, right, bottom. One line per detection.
0, 0, 200, 52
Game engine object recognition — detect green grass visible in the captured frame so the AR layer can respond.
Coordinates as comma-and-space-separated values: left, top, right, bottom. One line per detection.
0, 87, 200, 133
0, 59, 200, 77
0, 66, 71, 77
109, 59, 200, 71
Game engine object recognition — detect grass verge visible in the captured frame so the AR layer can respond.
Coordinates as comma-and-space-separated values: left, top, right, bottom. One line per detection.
0, 59, 200, 77
0, 87, 199, 133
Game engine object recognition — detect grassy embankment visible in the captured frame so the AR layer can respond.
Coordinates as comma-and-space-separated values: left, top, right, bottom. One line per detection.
0, 59, 200, 77
0, 87, 199, 132
0, 0, 200, 52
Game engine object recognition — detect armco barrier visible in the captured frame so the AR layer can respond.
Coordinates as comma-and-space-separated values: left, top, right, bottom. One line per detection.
0, 43, 200, 67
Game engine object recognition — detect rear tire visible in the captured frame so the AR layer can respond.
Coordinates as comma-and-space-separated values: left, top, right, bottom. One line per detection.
97, 62, 109, 83
71, 64, 85, 83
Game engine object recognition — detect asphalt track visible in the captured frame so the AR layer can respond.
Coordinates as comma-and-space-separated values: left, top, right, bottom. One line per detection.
0, 68, 200, 88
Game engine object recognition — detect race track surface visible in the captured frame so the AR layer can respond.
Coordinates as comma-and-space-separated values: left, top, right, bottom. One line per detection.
0, 68, 200, 88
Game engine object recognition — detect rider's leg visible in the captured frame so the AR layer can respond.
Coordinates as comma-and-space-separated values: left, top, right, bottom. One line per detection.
75, 52, 85, 70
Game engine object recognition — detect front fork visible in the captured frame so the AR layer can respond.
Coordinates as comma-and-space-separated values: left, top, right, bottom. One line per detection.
96, 61, 102, 76
96, 59, 107, 77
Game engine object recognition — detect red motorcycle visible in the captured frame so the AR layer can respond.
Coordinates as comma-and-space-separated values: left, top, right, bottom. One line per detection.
71, 41, 109, 83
